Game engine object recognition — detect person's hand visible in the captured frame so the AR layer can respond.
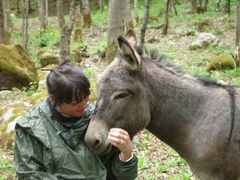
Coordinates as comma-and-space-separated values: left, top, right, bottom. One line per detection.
108, 128, 133, 161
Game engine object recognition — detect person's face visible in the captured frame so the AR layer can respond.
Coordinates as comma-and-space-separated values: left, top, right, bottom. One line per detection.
51, 96, 90, 118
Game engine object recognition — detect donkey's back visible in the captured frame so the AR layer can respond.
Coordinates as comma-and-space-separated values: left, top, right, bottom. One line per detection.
186, 86, 240, 179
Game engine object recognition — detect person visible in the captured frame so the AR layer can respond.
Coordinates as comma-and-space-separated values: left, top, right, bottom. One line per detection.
14, 60, 138, 180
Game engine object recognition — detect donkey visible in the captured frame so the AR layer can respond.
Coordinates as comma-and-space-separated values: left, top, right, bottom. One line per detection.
84, 30, 240, 180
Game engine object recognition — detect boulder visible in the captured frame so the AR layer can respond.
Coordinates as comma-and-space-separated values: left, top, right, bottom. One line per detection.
37, 50, 59, 67
189, 33, 219, 50
207, 54, 236, 71
0, 44, 39, 90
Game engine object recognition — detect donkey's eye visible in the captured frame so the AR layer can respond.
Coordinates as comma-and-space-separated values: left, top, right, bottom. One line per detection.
114, 92, 129, 100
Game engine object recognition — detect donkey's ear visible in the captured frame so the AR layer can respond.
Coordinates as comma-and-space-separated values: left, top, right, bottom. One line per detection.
125, 29, 137, 47
117, 36, 141, 71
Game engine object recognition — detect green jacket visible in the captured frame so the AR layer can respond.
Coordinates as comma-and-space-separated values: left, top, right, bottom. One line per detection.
14, 99, 138, 180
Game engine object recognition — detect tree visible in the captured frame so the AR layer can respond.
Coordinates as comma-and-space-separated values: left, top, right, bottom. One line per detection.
134, 0, 139, 23
237, 0, 240, 47
0, 0, 12, 44
190, 0, 208, 13
125, 0, 134, 29
106, 0, 132, 63
38, 0, 48, 30
73, 4, 83, 42
98, 0, 104, 11
216, 0, 221, 11
0, 0, 4, 44
140, 0, 149, 49
22, 0, 29, 49
162, 0, 170, 35
223, 0, 231, 14
3, 0, 12, 44
82, 0, 92, 28
57, 0, 78, 63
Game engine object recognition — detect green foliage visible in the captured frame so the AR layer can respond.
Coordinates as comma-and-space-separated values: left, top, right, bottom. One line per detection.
21, 81, 38, 96
0, 159, 15, 180
1, 0, 239, 179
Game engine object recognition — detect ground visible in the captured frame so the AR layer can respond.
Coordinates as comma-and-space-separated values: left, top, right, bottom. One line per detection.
0, 2, 238, 179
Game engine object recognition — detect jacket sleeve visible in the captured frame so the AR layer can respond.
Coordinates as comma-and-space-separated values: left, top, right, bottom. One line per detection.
100, 148, 138, 180
14, 124, 58, 180
111, 153, 138, 180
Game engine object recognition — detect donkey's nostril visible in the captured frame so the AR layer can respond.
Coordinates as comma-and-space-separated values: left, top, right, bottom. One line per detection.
93, 139, 101, 149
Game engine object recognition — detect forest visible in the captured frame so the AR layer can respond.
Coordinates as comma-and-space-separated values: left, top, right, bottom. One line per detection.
0, 0, 239, 179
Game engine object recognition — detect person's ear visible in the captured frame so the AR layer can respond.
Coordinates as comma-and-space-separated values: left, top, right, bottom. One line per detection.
49, 95, 56, 104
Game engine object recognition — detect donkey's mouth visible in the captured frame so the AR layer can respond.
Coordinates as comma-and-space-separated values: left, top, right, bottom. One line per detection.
90, 140, 112, 155
101, 143, 112, 155
95, 143, 112, 155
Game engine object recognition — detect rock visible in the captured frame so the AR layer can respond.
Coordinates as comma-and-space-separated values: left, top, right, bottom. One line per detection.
0, 44, 39, 90
189, 33, 219, 50
37, 50, 59, 68
207, 54, 236, 71
0, 108, 13, 123
6, 116, 19, 133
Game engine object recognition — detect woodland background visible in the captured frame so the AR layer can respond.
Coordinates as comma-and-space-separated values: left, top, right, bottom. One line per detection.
0, 0, 239, 179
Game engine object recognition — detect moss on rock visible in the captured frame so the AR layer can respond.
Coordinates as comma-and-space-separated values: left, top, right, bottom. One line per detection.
207, 54, 236, 71
0, 44, 39, 90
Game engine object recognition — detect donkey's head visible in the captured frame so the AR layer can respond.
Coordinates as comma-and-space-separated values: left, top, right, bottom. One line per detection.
84, 30, 151, 155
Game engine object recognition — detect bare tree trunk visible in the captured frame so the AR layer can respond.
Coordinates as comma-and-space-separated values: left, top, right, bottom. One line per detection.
223, 0, 230, 14
162, 0, 170, 35
191, 0, 198, 13
203, 0, 208, 12
73, 4, 83, 42
171, 0, 178, 16
106, 0, 127, 63
82, 0, 92, 28
22, 0, 29, 49
3, 0, 12, 44
17, 0, 21, 14
216, 0, 221, 11
98, 0, 104, 11
0, 0, 4, 43
134, 0, 139, 23
140, 0, 150, 50
125, 0, 134, 29
38, 0, 48, 30
57, 0, 78, 64
237, 0, 240, 47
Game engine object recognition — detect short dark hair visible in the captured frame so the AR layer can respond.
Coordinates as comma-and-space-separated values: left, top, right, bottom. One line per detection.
46, 60, 90, 105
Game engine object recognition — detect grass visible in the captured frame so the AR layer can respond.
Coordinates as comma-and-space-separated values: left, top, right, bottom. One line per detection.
0, 0, 239, 179
0, 155, 15, 180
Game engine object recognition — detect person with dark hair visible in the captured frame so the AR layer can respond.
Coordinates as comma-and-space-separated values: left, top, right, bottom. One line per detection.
14, 60, 138, 180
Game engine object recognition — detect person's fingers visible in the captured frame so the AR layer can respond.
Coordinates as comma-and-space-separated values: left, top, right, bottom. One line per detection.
108, 128, 132, 153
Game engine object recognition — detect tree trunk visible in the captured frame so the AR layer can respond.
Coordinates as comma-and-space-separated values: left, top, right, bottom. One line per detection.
98, 0, 104, 11
216, 0, 221, 11
0, 0, 4, 43
140, 0, 150, 50
191, 0, 198, 13
73, 4, 83, 42
171, 0, 178, 16
38, 0, 48, 30
82, 0, 92, 28
237, 0, 240, 47
134, 0, 139, 23
223, 0, 230, 14
106, 0, 128, 63
57, 0, 78, 64
203, 0, 208, 12
125, 0, 134, 29
22, 0, 29, 49
3, 0, 12, 44
162, 0, 170, 35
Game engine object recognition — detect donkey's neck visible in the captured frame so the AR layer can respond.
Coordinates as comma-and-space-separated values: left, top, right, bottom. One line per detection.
143, 61, 216, 155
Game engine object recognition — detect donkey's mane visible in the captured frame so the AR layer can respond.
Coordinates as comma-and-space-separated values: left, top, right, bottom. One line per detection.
139, 46, 238, 89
